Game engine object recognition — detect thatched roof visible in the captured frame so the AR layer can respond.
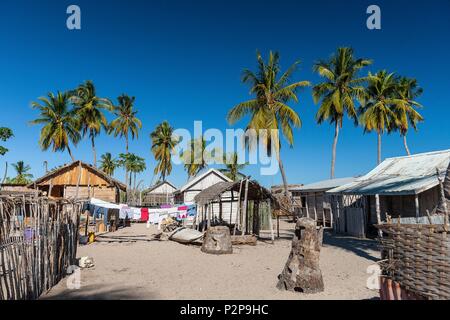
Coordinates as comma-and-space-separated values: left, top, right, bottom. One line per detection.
27, 161, 126, 191
194, 180, 276, 206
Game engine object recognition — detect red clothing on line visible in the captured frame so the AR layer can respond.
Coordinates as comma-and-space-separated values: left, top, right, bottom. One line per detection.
140, 208, 149, 222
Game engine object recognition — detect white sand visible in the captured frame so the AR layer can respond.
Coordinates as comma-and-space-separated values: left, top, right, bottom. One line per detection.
42, 220, 380, 300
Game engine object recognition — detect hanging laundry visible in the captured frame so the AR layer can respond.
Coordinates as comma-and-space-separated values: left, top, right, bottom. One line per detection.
140, 208, 149, 222
131, 207, 141, 221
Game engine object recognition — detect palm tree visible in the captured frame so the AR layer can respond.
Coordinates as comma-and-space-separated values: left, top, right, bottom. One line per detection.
110, 94, 142, 187
219, 152, 248, 181
99, 152, 118, 176
312, 47, 372, 179
0, 127, 13, 156
71, 80, 113, 166
30, 91, 81, 161
151, 121, 179, 181
359, 71, 398, 164
391, 77, 424, 155
180, 137, 211, 178
11, 161, 33, 184
227, 51, 310, 196
118, 153, 146, 196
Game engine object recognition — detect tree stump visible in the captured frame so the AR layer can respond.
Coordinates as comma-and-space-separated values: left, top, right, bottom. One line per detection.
277, 217, 324, 293
201, 226, 233, 254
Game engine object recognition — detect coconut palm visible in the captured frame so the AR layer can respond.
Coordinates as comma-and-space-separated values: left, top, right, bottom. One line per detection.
391, 77, 424, 155
219, 152, 248, 181
110, 94, 142, 187
10, 161, 33, 184
99, 152, 118, 176
359, 71, 398, 164
312, 47, 372, 179
118, 153, 146, 191
0, 127, 13, 156
71, 80, 113, 166
227, 51, 310, 196
180, 137, 210, 178
151, 121, 179, 181
30, 91, 81, 161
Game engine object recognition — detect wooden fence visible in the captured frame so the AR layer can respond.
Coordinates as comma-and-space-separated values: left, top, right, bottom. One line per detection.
0, 194, 83, 300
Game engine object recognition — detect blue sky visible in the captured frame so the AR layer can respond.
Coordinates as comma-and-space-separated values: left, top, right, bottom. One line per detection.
1, 0, 449, 189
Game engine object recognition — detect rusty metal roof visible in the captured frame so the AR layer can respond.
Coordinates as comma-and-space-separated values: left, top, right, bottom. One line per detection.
327, 149, 450, 196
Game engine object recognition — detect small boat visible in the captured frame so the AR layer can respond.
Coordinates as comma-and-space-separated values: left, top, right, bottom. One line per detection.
169, 227, 204, 244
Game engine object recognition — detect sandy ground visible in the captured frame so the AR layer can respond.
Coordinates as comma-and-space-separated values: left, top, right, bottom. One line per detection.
41, 219, 381, 300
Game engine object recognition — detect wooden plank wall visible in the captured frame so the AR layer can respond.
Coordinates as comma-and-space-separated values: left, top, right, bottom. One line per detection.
64, 186, 117, 203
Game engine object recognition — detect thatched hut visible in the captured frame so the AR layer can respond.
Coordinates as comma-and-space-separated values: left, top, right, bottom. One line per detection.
28, 161, 126, 203
194, 179, 277, 238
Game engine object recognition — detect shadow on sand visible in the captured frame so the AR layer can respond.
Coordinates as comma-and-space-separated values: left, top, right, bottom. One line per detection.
41, 284, 159, 300
322, 232, 379, 262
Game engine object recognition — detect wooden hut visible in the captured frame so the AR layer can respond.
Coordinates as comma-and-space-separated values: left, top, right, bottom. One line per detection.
291, 177, 357, 228
141, 181, 177, 207
328, 150, 450, 238
194, 179, 277, 239
174, 168, 232, 204
28, 161, 126, 203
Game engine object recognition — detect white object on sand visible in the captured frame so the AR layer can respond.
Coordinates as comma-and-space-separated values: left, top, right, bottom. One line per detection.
169, 227, 204, 244
79, 256, 95, 268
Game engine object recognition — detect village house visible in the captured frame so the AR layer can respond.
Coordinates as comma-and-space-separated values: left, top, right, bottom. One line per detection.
327, 149, 450, 238
141, 181, 178, 207
27, 161, 126, 203
291, 177, 358, 228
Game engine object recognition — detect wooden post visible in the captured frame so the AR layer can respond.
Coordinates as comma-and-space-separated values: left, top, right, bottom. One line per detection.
87, 171, 91, 199
305, 195, 310, 218
277, 214, 280, 238
75, 162, 82, 200
242, 179, 249, 235
48, 179, 53, 198
414, 194, 420, 218
375, 194, 383, 237
207, 202, 211, 229
329, 205, 334, 229
229, 191, 234, 227
234, 180, 244, 236
268, 200, 275, 243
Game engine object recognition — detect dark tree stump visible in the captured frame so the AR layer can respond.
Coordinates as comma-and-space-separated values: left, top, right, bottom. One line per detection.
277, 217, 324, 294
201, 226, 233, 254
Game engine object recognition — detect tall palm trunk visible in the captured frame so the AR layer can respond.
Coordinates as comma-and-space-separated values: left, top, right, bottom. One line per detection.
402, 134, 411, 156
67, 145, 75, 162
377, 130, 382, 165
91, 132, 97, 167
125, 134, 129, 192
275, 150, 289, 196
330, 122, 340, 179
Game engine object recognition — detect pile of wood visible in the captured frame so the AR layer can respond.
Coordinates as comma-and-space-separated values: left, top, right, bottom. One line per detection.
0, 194, 83, 300
277, 217, 324, 293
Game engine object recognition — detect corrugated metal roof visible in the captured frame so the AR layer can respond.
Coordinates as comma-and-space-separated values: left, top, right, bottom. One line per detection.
327, 149, 450, 196
292, 177, 358, 192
